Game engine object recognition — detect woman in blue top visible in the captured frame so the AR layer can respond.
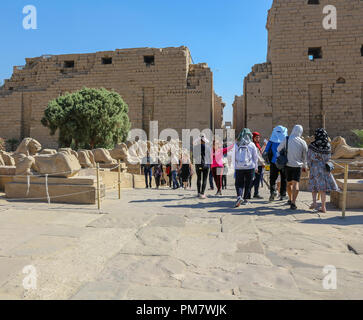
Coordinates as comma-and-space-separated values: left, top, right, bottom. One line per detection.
264, 126, 288, 202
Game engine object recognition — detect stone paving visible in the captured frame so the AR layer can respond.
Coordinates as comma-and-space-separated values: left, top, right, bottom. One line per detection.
0, 176, 363, 300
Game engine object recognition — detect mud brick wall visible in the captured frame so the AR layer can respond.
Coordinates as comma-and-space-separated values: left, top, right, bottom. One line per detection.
0, 46, 216, 148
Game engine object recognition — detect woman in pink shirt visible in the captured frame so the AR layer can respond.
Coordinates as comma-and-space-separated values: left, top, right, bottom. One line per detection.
211, 139, 234, 196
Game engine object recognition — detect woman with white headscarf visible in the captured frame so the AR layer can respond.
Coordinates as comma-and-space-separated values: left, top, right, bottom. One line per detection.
233, 128, 258, 207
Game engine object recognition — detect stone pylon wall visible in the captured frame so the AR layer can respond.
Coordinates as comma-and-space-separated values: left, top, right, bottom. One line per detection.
267, 0, 363, 140
240, 0, 363, 142
244, 63, 273, 141
0, 46, 215, 148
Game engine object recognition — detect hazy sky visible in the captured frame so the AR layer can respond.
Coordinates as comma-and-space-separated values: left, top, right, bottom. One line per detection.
0, 0, 273, 123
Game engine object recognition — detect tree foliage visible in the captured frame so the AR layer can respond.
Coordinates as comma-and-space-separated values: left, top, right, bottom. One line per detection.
41, 87, 131, 149
352, 129, 363, 148
0, 137, 5, 151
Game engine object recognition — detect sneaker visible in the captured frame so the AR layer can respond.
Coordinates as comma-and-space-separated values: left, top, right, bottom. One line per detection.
200, 194, 207, 199
290, 203, 297, 210
287, 200, 292, 206
242, 199, 249, 205
279, 195, 288, 201
216, 191, 222, 196
235, 198, 242, 208
254, 195, 263, 200
269, 194, 275, 202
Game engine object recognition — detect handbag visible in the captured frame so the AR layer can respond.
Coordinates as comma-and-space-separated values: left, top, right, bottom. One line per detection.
276, 137, 289, 170
325, 161, 334, 173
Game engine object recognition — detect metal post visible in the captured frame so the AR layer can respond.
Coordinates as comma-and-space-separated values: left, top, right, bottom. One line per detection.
96, 163, 101, 210
342, 164, 349, 218
118, 160, 121, 199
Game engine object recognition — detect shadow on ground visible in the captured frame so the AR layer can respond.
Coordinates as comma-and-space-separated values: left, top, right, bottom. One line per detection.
301, 215, 363, 226
164, 200, 310, 216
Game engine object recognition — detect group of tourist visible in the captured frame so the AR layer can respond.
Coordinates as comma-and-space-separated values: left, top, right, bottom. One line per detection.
141, 124, 339, 213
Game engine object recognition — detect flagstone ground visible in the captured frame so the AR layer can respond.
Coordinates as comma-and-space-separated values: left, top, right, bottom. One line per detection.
0, 175, 362, 300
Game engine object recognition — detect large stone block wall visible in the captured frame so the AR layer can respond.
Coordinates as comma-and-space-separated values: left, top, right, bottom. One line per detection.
267, 0, 363, 139
244, 63, 273, 140
213, 93, 225, 130
232, 95, 244, 135
0, 47, 215, 148
237, 0, 363, 142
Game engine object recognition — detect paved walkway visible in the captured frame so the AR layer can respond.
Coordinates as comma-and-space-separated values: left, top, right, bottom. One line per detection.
0, 177, 363, 300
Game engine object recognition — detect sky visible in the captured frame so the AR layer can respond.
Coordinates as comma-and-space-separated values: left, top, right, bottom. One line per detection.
0, 0, 273, 123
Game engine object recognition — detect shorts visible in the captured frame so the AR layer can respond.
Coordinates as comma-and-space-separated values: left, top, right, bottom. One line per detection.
285, 166, 302, 182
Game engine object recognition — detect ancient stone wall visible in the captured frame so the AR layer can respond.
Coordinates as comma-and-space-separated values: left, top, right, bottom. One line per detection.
213, 93, 225, 130
0, 47, 215, 148
239, 0, 363, 142
268, 0, 363, 140
244, 63, 273, 140
232, 95, 244, 135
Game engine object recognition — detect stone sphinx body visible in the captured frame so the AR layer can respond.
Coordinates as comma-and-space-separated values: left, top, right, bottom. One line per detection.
92, 148, 117, 165
331, 137, 363, 160
13, 138, 81, 177
109, 143, 128, 162
77, 150, 96, 168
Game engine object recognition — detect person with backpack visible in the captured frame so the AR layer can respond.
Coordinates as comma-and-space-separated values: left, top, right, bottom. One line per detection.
251, 132, 265, 199
193, 134, 212, 199
263, 126, 288, 202
153, 160, 163, 189
232, 128, 258, 207
142, 152, 153, 189
277, 124, 308, 210
179, 153, 192, 190
211, 138, 234, 196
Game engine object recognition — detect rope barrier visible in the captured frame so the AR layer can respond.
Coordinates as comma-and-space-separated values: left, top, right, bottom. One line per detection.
45, 174, 50, 204
0, 182, 120, 202
26, 175, 30, 196
0, 162, 123, 178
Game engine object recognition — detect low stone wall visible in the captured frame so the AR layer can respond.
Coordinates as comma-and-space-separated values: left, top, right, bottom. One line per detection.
331, 179, 363, 209
0, 166, 16, 192
5, 176, 105, 204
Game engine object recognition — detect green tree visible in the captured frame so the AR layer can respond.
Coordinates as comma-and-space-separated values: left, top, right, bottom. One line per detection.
352, 129, 363, 148
0, 137, 5, 151
6, 138, 19, 152
41, 87, 131, 149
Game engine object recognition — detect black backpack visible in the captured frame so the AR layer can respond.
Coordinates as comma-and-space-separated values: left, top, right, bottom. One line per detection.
276, 137, 289, 170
